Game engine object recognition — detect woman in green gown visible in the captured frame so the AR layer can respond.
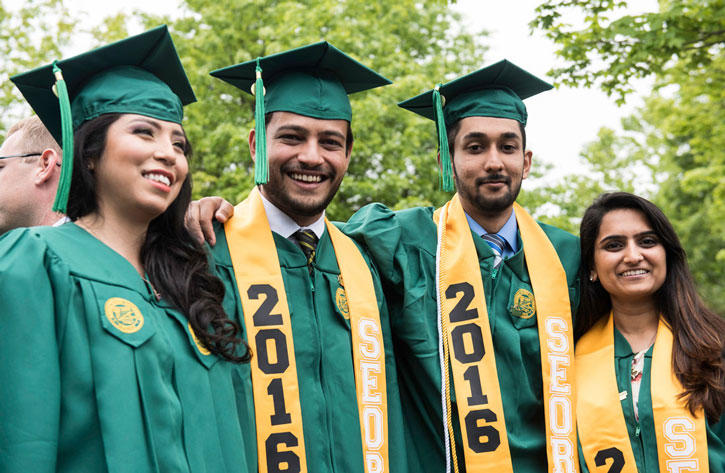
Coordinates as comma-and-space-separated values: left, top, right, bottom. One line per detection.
575, 192, 724, 472
0, 26, 251, 473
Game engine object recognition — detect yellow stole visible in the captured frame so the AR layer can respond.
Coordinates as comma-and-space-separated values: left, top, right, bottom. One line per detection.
225, 188, 389, 473
434, 194, 578, 473
577, 314, 709, 473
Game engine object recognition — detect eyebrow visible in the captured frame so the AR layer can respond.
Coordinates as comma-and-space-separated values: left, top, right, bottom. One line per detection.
319, 130, 346, 141
461, 132, 488, 142
598, 230, 658, 243
275, 125, 308, 136
130, 117, 186, 140
130, 117, 161, 129
500, 132, 521, 141
275, 125, 345, 142
461, 131, 521, 142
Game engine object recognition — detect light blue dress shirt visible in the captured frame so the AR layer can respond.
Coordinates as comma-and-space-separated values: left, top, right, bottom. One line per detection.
465, 209, 519, 259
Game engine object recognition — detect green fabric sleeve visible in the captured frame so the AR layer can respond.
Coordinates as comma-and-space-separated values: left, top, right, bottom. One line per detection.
708, 391, 725, 472
345, 205, 444, 472
0, 229, 67, 473
577, 434, 591, 473
342, 203, 405, 289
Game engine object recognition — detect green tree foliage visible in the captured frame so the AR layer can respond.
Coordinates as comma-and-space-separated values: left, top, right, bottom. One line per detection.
530, 0, 725, 103
640, 58, 725, 312
522, 126, 649, 233
129, 0, 488, 220
532, 0, 725, 313
0, 0, 75, 134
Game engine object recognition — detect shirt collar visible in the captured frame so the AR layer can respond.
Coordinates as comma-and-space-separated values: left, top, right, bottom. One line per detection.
259, 191, 326, 239
465, 208, 519, 254
53, 216, 71, 227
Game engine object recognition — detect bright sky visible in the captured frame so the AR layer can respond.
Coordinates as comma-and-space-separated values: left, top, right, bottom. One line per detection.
452, 0, 658, 180
10, 0, 659, 179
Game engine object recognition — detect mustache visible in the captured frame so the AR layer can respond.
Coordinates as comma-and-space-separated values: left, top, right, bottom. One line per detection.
476, 174, 511, 185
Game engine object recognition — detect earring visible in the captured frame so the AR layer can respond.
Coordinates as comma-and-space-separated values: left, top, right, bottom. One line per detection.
589, 273, 596, 282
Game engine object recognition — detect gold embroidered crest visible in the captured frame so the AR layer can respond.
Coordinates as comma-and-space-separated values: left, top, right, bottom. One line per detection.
336, 286, 350, 319
511, 289, 536, 319
104, 297, 144, 333
187, 322, 211, 355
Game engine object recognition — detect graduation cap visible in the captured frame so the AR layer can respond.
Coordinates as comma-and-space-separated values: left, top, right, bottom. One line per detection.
398, 60, 552, 191
10, 24, 196, 213
210, 41, 391, 185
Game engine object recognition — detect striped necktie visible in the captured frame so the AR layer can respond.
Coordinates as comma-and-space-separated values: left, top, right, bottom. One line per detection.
481, 232, 506, 269
293, 228, 318, 271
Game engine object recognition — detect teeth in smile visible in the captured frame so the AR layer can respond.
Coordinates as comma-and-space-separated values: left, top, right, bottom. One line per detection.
292, 173, 321, 183
621, 269, 648, 277
145, 173, 171, 186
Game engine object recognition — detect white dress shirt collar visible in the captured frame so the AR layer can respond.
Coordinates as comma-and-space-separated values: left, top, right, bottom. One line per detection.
259, 191, 326, 240
53, 216, 71, 227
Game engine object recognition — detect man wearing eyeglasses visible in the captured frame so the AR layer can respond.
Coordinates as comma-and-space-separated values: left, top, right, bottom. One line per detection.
0, 115, 64, 235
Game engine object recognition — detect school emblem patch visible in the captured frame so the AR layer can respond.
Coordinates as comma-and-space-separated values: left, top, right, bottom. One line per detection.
187, 322, 211, 355
104, 297, 144, 333
511, 288, 536, 319
336, 286, 350, 319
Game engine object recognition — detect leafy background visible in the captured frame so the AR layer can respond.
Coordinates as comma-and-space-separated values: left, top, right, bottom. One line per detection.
1, 0, 722, 313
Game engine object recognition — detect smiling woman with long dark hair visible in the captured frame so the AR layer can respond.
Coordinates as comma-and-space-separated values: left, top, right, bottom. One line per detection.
575, 192, 724, 473
0, 27, 251, 473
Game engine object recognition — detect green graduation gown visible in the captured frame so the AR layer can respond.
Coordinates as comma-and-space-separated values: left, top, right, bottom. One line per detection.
210, 221, 408, 473
342, 203, 581, 473
578, 329, 725, 473
0, 223, 250, 473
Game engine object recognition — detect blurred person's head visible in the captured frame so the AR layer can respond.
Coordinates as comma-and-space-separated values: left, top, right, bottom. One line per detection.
0, 115, 63, 234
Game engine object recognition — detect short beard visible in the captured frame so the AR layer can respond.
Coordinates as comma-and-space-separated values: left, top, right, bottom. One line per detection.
455, 173, 522, 215
261, 162, 342, 219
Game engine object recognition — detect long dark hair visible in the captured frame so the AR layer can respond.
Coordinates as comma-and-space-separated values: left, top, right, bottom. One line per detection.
577, 192, 724, 420
67, 113, 249, 362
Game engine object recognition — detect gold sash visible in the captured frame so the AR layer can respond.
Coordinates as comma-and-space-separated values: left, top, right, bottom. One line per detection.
577, 314, 709, 473
434, 195, 578, 473
225, 188, 388, 473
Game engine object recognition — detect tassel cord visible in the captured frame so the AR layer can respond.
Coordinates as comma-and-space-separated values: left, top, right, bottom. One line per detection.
253, 60, 268, 185
433, 86, 454, 192
51, 61, 74, 214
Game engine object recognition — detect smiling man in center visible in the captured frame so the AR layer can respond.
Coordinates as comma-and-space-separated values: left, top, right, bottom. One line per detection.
207, 42, 407, 473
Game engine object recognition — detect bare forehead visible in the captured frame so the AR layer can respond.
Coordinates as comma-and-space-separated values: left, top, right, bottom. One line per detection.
268, 111, 348, 135
0, 129, 26, 155
457, 115, 521, 139
598, 208, 653, 238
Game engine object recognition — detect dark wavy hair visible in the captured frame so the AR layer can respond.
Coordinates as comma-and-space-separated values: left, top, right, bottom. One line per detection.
577, 192, 724, 420
66, 113, 249, 362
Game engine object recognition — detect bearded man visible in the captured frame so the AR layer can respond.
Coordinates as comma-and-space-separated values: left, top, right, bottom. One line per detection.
344, 60, 581, 473
205, 42, 408, 473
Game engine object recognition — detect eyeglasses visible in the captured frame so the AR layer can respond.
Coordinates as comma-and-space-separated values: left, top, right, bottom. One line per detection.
0, 152, 61, 166
0, 152, 42, 160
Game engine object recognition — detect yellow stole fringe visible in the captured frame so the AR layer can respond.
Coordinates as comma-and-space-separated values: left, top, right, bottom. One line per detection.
577, 314, 709, 473
225, 188, 389, 473
434, 195, 578, 473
